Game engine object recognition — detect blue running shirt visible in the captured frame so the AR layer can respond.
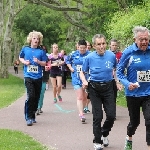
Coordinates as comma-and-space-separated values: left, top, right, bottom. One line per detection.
82, 50, 116, 82
66, 50, 90, 86
19, 46, 47, 79
117, 43, 150, 97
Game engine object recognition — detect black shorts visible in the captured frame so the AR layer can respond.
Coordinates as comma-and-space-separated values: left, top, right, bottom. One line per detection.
50, 72, 62, 78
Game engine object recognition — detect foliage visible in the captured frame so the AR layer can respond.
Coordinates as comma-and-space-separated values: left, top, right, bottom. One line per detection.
0, 74, 25, 108
12, 0, 147, 54
13, 4, 70, 51
105, 2, 150, 49
0, 129, 50, 150
116, 90, 127, 107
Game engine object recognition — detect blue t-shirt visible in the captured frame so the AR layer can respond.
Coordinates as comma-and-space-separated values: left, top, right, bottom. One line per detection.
117, 43, 150, 97
19, 46, 47, 79
82, 50, 116, 82
66, 50, 90, 86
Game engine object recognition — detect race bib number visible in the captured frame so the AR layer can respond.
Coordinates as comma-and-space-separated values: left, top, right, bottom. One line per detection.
76, 65, 82, 72
27, 65, 38, 73
137, 70, 150, 82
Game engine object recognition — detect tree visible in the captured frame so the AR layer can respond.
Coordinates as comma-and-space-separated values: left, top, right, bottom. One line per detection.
105, 1, 150, 49
0, 0, 27, 78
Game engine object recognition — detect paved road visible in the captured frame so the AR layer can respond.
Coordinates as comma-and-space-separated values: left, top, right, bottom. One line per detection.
0, 67, 147, 150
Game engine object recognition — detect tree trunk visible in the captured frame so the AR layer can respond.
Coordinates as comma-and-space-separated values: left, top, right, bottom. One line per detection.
0, 0, 3, 70
1, 0, 14, 78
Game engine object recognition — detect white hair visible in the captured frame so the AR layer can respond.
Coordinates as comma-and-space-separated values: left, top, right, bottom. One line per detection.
132, 26, 150, 38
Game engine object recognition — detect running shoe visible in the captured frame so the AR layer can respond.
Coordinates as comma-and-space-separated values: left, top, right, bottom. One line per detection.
86, 109, 90, 113
102, 136, 109, 147
79, 114, 86, 123
57, 95, 62, 102
94, 143, 103, 150
27, 119, 32, 126
32, 118, 37, 123
36, 109, 40, 115
83, 108, 87, 113
124, 136, 132, 150
53, 98, 57, 103
39, 109, 43, 113
46, 84, 49, 90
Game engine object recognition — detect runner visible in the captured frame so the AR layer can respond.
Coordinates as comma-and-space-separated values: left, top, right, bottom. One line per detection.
83, 41, 92, 113
60, 50, 69, 89
66, 39, 90, 123
109, 39, 122, 120
117, 26, 150, 150
80, 34, 122, 149
36, 46, 51, 115
19, 30, 47, 126
48, 43, 64, 103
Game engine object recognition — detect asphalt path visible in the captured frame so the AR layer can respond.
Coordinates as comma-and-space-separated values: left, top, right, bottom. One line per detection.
0, 67, 147, 150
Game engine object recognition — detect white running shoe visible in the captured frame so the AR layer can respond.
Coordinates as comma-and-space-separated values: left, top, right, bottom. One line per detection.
94, 143, 103, 150
46, 84, 49, 90
102, 136, 109, 147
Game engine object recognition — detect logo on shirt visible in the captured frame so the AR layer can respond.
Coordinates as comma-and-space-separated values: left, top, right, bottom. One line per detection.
133, 58, 141, 63
105, 61, 112, 68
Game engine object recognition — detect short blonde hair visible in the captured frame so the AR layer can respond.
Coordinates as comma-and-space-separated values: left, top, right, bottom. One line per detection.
26, 30, 43, 45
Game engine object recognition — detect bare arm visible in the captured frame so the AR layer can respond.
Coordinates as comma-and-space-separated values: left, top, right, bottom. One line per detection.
67, 64, 74, 72
114, 68, 123, 91
19, 57, 30, 65
79, 71, 88, 89
33, 57, 46, 66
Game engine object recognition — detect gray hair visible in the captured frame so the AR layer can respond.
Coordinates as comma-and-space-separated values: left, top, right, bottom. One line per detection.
92, 34, 106, 45
132, 26, 150, 38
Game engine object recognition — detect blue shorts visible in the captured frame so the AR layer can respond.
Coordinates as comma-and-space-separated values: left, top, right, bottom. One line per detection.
73, 85, 82, 90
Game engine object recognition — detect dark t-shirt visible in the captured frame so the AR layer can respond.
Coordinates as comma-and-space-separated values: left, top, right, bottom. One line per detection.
49, 54, 64, 74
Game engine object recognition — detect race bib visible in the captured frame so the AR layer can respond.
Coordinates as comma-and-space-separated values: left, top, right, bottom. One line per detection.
137, 70, 150, 82
76, 65, 82, 72
27, 65, 38, 73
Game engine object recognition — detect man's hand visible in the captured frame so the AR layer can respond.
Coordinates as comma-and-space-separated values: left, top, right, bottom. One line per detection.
116, 82, 123, 91
24, 60, 30, 65
128, 82, 139, 90
82, 80, 88, 89
33, 57, 39, 63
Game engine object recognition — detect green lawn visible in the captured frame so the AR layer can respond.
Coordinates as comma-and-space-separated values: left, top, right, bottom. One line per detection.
0, 74, 52, 150
0, 129, 49, 150
0, 74, 25, 108
116, 90, 127, 107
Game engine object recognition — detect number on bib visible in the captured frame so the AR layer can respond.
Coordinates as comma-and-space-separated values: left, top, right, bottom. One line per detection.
137, 70, 150, 82
76, 65, 82, 72
27, 65, 38, 73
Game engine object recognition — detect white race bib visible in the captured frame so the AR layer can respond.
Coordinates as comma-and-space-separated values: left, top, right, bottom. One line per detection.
27, 65, 38, 73
76, 65, 82, 72
137, 70, 150, 82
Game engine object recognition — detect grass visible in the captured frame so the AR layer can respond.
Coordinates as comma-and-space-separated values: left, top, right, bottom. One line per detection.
0, 74, 25, 108
0, 129, 49, 150
0, 74, 52, 150
116, 90, 127, 107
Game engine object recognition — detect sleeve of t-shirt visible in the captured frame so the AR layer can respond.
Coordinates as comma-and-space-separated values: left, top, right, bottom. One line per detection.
19, 47, 25, 58
82, 56, 89, 73
66, 54, 72, 64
